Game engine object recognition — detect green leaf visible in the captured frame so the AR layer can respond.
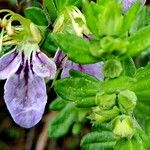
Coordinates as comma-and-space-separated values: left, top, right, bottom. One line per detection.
121, 2, 141, 34
114, 135, 146, 150
54, 0, 81, 12
101, 76, 135, 94
83, 1, 100, 36
81, 131, 117, 150
127, 25, 150, 56
41, 32, 58, 53
50, 97, 68, 111
76, 97, 96, 108
69, 70, 100, 83
48, 103, 77, 138
55, 77, 101, 101
131, 65, 150, 103
43, 0, 57, 23
122, 58, 136, 77
52, 33, 99, 64
24, 7, 48, 26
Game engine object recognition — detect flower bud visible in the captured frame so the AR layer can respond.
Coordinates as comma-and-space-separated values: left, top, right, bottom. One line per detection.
118, 90, 137, 114
30, 23, 42, 43
96, 92, 116, 110
6, 21, 15, 36
112, 116, 135, 138
1, 18, 8, 28
53, 14, 65, 33
104, 59, 123, 78
89, 106, 120, 124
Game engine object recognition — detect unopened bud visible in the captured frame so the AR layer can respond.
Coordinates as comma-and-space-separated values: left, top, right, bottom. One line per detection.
6, 21, 15, 36
90, 106, 120, 124
112, 116, 134, 138
118, 90, 137, 114
104, 59, 123, 78
30, 23, 42, 43
96, 92, 116, 110
1, 18, 8, 28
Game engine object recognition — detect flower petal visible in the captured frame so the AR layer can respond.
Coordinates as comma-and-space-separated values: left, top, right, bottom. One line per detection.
4, 71, 47, 128
32, 51, 56, 78
54, 49, 67, 69
61, 60, 103, 80
0, 49, 21, 79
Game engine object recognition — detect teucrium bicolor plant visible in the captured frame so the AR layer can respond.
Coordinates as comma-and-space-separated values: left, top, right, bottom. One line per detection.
0, 0, 150, 149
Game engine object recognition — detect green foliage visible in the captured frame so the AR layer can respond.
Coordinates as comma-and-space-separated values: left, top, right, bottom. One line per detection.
122, 58, 136, 77
24, 7, 48, 26
114, 129, 150, 150
48, 103, 78, 138
43, 0, 57, 23
50, 97, 68, 111
52, 33, 99, 64
127, 25, 150, 56
41, 33, 58, 53
81, 131, 118, 150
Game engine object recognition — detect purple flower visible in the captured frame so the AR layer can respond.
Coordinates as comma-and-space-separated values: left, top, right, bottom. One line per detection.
0, 44, 56, 128
54, 49, 103, 80
122, 0, 146, 12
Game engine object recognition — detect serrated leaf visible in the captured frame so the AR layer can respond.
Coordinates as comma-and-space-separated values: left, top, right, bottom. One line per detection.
48, 103, 77, 138
24, 7, 48, 26
81, 131, 117, 150
55, 77, 101, 101
50, 97, 68, 111
52, 33, 99, 64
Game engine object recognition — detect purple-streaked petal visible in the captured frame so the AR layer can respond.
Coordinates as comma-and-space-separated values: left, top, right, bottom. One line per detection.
0, 49, 21, 79
61, 60, 103, 80
54, 49, 67, 69
32, 51, 56, 78
4, 70, 47, 128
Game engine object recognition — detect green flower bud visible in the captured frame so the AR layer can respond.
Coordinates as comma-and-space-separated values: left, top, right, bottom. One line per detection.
90, 106, 120, 124
1, 18, 8, 28
96, 92, 116, 110
30, 23, 42, 43
53, 6, 89, 36
118, 90, 137, 114
112, 116, 135, 138
104, 59, 123, 78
